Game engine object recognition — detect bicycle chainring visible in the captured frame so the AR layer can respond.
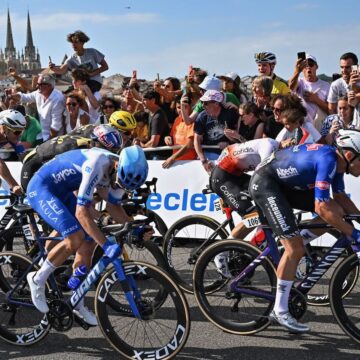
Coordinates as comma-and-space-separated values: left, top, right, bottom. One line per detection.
288, 288, 307, 320
48, 299, 74, 332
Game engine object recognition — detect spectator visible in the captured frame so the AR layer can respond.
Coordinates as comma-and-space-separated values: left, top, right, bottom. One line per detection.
217, 72, 248, 105
162, 96, 197, 168
154, 77, 181, 125
121, 85, 144, 114
98, 97, 120, 125
238, 102, 264, 140
349, 90, 360, 128
320, 96, 355, 145
194, 90, 239, 173
180, 75, 239, 125
11, 74, 65, 141
254, 52, 290, 95
276, 108, 321, 148
49, 30, 108, 93
71, 69, 101, 124
15, 105, 42, 149
328, 52, 358, 114
63, 93, 90, 133
134, 90, 169, 158
132, 111, 149, 144
288, 53, 330, 131
182, 67, 208, 106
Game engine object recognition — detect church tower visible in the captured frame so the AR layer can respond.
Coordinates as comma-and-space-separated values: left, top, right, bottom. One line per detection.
22, 11, 41, 70
3, 8, 20, 71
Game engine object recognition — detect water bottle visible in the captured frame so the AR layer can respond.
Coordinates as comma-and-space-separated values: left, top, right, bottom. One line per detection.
249, 227, 267, 251
67, 265, 87, 290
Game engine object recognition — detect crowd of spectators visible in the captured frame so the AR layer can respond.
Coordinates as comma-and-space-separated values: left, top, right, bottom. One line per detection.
0, 30, 360, 172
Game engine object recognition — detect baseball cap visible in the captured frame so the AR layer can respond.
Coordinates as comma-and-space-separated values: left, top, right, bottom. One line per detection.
200, 90, 225, 103
217, 72, 240, 83
199, 76, 221, 91
305, 53, 317, 64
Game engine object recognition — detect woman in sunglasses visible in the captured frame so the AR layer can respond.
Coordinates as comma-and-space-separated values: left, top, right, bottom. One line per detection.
98, 97, 120, 125
63, 93, 89, 133
0, 109, 26, 195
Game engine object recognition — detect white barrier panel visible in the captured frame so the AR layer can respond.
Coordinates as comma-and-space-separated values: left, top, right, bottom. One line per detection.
1, 161, 360, 245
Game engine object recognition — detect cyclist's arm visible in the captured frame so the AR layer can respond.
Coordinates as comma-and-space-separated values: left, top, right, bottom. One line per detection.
315, 199, 354, 236
333, 192, 360, 215
0, 159, 19, 189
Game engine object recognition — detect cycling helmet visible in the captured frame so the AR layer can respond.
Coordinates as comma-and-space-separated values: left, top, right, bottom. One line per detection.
109, 110, 136, 132
116, 145, 148, 191
91, 124, 123, 151
0, 109, 26, 130
254, 52, 277, 64
336, 129, 360, 156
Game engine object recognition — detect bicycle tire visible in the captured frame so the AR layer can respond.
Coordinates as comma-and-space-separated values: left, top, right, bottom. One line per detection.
193, 239, 277, 335
163, 215, 229, 293
0, 252, 51, 345
95, 261, 190, 360
329, 253, 360, 343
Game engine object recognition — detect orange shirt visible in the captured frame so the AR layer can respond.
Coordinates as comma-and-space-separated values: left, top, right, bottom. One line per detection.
132, 124, 149, 141
170, 115, 197, 160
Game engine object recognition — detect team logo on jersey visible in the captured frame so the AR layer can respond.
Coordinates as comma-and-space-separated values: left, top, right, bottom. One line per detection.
315, 181, 330, 190
232, 147, 254, 156
276, 166, 299, 178
306, 144, 322, 151
51, 168, 77, 184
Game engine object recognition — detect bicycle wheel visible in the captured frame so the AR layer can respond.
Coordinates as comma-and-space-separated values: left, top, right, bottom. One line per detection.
0, 252, 51, 345
95, 261, 190, 360
193, 240, 277, 335
301, 244, 355, 306
330, 253, 360, 343
163, 215, 229, 293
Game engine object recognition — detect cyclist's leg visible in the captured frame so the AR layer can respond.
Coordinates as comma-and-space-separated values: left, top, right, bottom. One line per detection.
250, 169, 310, 333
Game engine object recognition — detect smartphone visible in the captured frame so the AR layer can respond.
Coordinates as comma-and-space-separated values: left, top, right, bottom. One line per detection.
332, 73, 342, 82
156, 73, 160, 81
297, 52, 306, 61
351, 65, 359, 73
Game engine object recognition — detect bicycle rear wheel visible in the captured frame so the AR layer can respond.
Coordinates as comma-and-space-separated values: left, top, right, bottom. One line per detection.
329, 253, 360, 343
0, 252, 50, 345
163, 215, 229, 293
193, 240, 276, 335
95, 261, 190, 360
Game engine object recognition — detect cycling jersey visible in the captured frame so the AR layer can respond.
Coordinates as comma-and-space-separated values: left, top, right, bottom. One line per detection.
27, 148, 124, 237
68, 124, 96, 138
21, 134, 91, 191
216, 138, 279, 176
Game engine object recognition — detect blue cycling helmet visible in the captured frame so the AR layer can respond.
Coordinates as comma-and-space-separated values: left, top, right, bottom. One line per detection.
116, 145, 148, 190
91, 124, 122, 151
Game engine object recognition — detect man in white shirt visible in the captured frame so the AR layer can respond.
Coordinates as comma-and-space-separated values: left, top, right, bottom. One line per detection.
11, 74, 65, 141
288, 53, 330, 130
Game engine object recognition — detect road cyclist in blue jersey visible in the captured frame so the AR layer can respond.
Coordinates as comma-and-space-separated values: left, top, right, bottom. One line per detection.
249, 129, 360, 333
26, 144, 150, 326
0, 109, 27, 195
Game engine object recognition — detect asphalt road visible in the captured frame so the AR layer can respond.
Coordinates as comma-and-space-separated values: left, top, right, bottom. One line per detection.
0, 292, 359, 360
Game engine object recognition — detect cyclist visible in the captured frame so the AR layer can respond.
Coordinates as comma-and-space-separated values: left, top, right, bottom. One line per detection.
26, 145, 149, 325
249, 130, 360, 333
0, 109, 27, 195
21, 124, 122, 191
254, 52, 290, 95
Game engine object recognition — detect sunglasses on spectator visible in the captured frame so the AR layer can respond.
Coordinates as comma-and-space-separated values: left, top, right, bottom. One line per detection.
202, 101, 216, 106
5, 126, 22, 136
66, 102, 78, 107
306, 60, 316, 67
271, 107, 283, 113
37, 83, 50, 87
103, 105, 115, 109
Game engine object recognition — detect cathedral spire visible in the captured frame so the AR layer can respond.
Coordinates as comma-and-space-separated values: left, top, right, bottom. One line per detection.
26, 10, 34, 48
5, 8, 15, 51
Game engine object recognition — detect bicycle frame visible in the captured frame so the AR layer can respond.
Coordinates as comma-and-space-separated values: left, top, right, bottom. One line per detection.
229, 220, 360, 301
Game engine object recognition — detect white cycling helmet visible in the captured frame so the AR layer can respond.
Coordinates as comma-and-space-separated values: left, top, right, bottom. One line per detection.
0, 109, 26, 130
336, 129, 360, 156
254, 52, 277, 64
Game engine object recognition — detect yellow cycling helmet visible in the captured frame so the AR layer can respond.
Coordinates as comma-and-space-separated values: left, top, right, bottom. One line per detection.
109, 111, 136, 132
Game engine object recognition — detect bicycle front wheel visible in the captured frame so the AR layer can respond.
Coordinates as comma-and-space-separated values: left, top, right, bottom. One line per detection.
0, 252, 50, 345
193, 240, 276, 335
163, 215, 229, 293
330, 253, 360, 343
95, 261, 190, 360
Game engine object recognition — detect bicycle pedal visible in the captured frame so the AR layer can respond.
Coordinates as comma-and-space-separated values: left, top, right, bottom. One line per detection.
73, 313, 90, 330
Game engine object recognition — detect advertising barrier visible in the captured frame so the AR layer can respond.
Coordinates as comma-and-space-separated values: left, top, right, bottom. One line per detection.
2, 160, 360, 246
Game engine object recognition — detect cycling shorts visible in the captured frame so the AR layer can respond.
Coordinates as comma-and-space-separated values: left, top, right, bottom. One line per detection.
249, 165, 315, 239
21, 152, 44, 192
210, 166, 253, 216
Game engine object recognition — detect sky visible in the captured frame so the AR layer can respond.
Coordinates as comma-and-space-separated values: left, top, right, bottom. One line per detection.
0, 0, 359, 81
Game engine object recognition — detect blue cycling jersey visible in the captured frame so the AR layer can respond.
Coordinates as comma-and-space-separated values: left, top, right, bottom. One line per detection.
264, 143, 344, 202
